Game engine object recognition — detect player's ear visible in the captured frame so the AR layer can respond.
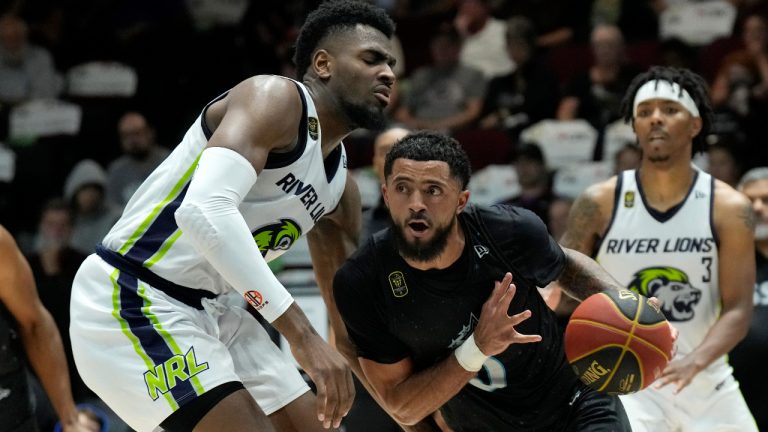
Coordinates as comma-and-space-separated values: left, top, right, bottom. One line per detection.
313, 49, 332, 79
381, 184, 390, 208
456, 189, 470, 214
689, 116, 702, 139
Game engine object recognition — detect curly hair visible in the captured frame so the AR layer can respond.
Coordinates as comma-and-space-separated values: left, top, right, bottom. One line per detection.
384, 131, 472, 190
293, 1, 395, 79
620, 66, 713, 155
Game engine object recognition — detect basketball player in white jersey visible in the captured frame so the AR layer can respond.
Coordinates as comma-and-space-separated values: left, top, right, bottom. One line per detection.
68, 2, 397, 431
554, 66, 758, 431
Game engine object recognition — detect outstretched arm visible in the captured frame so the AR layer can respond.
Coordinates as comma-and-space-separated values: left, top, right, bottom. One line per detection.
307, 176, 362, 361
355, 274, 540, 426
0, 227, 97, 432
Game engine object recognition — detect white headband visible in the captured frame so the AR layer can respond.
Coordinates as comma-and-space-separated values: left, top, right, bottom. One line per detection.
633, 79, 700, 117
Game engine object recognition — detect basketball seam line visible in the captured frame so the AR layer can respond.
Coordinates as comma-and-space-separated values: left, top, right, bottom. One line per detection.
598, 294, 642, 392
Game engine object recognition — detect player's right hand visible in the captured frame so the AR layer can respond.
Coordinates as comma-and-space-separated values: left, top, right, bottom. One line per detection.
291, 333, 355, 429
474, 272, 542, 356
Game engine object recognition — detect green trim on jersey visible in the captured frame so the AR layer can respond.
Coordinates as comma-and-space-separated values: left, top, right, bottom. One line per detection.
118, 152, 203, 256
145, 229, 182, 268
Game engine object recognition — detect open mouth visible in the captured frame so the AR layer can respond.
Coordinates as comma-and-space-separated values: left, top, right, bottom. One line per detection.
407, 220, 429, 236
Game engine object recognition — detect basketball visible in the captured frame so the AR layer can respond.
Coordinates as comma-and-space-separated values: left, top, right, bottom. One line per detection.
564, 289, 674, 395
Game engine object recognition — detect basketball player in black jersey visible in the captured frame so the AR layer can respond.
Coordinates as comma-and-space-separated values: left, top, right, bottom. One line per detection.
333, 131, 634, 431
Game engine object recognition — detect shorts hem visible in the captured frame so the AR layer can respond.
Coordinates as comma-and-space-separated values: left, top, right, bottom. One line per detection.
259, 384, 311, 415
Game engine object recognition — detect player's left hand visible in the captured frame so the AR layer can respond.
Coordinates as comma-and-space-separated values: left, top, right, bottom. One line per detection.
654, 354, 704, 394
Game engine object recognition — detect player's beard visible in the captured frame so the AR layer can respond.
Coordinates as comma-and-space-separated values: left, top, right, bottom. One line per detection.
391, 215, 456, 263
340, 97, 387, 131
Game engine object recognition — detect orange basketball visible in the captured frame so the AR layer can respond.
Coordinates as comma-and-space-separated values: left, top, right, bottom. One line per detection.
564, 289, 674, 395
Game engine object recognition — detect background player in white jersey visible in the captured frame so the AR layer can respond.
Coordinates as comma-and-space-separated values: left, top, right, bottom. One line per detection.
69, 1, 397, 431
555, 66, 757, 431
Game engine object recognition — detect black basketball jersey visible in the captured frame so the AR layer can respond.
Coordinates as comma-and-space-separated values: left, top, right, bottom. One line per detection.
334, 204, 581, 431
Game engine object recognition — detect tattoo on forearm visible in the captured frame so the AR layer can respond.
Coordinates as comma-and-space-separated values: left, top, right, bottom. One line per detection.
558, 250, 620, 301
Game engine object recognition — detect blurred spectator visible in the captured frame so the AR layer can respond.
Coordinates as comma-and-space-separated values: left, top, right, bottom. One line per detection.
557, 24, 642, 131
497, 142, 555, 226
25, 199, 87, 399
63, 160, 120, 255
711, 12, 768, 114
359, 126, 410, 245
24, 199, 129, 431
0, 13, 62, 105
0, 224, 99, 432
547, 196, 573, 241
499, 0, 659, 47
479, 16, 560, 144
394, 26, 485, 133
106, 111, 169, 208
733, 167, 768, 432
659, 37, 699, 70
613, 143, 642, 174
706, 141, 743, 187
454, 0, 514, 78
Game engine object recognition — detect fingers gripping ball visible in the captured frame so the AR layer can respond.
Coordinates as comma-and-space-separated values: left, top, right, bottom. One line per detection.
564, 289, 674, 395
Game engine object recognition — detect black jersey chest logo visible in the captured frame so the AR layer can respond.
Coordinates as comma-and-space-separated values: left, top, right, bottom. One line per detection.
388, 271, 408, 298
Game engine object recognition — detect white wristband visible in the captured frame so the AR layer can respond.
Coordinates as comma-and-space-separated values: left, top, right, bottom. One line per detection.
454, 334, 489, 372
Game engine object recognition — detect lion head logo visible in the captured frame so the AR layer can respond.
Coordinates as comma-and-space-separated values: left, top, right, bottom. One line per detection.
252, 219, 302, 256
627, 267, 702, 322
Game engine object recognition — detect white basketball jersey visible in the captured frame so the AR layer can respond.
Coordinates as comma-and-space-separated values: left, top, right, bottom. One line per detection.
595, 169, 729, 379
102, 79, 347, 295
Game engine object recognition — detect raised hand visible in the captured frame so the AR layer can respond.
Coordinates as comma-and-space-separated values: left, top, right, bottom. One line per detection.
473, 272, 542, 356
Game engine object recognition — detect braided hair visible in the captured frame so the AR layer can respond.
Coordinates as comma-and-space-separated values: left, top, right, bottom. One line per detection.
620, 66, 713, 155
293, 1, 395, 80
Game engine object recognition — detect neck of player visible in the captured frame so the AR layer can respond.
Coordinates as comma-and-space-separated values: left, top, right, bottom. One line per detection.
306, 79, 356, 159
637, 158, 696, 213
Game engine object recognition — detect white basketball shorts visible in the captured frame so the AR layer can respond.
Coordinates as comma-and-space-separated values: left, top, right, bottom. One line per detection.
619, 366, 758, 432
70, 254, 309, 432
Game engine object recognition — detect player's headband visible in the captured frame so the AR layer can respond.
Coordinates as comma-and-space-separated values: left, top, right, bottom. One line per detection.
633, 79, 700, 118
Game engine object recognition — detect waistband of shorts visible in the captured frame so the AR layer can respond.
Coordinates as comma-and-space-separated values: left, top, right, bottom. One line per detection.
95, 244, 216, 310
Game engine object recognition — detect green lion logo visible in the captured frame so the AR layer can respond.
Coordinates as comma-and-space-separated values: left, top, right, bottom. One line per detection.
627, 267, 701, 322
252, 219, 302, 256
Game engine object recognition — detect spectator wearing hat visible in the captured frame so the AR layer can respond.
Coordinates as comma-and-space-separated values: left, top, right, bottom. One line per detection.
63, 160, 120, 255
